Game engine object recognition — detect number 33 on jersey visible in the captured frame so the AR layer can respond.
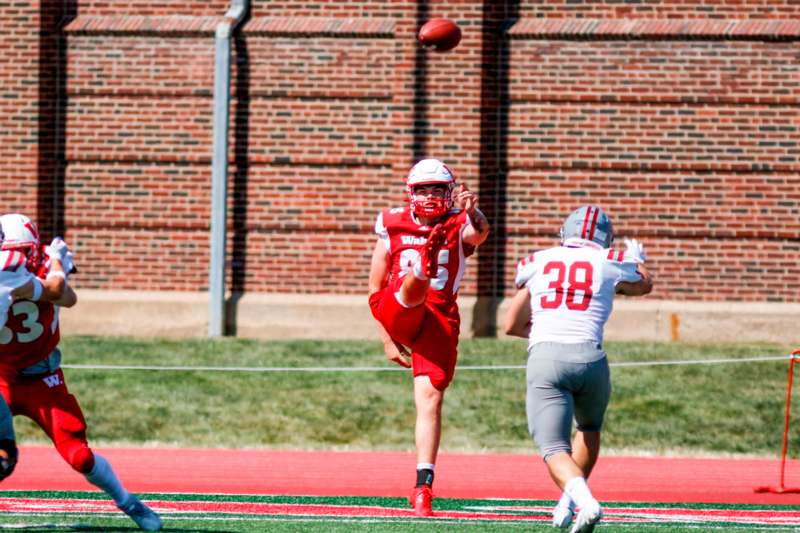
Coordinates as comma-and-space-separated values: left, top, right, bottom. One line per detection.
515, 245, 642, 345
0, 299, 60, 374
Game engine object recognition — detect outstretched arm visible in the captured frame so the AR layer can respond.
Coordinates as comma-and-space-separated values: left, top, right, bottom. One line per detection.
616, 263, 653, 296
11, 238, 78, 307
616, 238, 653, 296
504, 287, 532, 338
10, 263, 68, 303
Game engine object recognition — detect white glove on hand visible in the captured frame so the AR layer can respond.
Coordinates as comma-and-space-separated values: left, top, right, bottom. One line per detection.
45, 237, 69, 264
624, 238, 646, 264
61, 250, 75, 275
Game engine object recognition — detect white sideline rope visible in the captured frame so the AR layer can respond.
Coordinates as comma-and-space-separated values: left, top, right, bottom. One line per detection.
60, 354, 792, 373
611, 355, 789, 367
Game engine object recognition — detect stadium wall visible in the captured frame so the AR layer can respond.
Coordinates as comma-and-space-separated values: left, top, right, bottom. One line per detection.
1, 1, 798, 342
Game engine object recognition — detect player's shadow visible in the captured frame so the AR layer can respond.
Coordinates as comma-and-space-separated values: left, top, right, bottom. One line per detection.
473, 0, 520, 336
412, 0, 430, 159
37, 0, 78, 238
226, 22, 252, 336
414, 1, 520, 336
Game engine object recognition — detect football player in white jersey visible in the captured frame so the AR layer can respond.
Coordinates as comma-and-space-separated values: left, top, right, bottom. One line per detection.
504, 205, 652, 533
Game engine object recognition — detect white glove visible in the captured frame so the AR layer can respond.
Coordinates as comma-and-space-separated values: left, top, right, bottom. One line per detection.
624, 238, 646, 264
60, 250, 75, 275
45, 237, 69, 264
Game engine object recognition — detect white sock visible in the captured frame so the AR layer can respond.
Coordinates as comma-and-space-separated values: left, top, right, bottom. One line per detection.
564, 477, 596, 510
85, 454, 131, 506
556, 490, 575, 510
416, 463, 435, 471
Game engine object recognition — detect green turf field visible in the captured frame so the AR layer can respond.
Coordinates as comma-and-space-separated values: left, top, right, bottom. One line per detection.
9, 336, 797, 457
2, 491, 799, 532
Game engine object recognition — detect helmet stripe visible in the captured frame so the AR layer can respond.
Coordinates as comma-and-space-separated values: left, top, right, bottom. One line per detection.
1, 251, 17, 272
580, 206, 593, 240
587, 206, 600, 241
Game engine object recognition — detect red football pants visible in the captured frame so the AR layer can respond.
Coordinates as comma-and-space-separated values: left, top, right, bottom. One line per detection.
0, 368, 94, 473
369, 278, 460, 390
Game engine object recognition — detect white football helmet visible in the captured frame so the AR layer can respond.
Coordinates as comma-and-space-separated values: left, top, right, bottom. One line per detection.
406, 158, 456, 218
0, 214, 42, 272
559, 205, 614, 248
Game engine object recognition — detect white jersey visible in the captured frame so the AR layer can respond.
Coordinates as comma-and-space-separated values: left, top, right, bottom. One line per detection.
515, 241, 642, 347
0, 250, 34, 330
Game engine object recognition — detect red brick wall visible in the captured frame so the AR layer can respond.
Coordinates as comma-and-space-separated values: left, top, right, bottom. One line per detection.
5, 1, 799, 304
507, 16, 800, 301
0, 2, 41, 218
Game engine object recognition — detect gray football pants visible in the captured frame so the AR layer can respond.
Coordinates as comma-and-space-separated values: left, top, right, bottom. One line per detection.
526, 342, 610, 461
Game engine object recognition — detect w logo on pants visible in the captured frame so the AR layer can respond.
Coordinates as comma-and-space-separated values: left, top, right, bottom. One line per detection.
42, 374, 62, 388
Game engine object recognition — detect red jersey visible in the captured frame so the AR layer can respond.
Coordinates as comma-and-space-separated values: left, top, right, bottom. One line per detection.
375, 207, 472, 313
0, 245, 60, 377
0, 299, 60, 377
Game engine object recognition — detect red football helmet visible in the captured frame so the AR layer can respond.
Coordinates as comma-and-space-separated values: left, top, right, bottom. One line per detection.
0, 214, 43, 273
406, 158, 456, 219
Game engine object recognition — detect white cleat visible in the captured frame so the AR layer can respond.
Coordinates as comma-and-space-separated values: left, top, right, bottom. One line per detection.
552, 503, 575, 529
569, 500, 602, 533
118, 495, 163, 531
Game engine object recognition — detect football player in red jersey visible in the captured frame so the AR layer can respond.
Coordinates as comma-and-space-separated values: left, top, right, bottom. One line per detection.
0, 214, 162, 531
0, 215, 74, 484
368, 159, 490, 516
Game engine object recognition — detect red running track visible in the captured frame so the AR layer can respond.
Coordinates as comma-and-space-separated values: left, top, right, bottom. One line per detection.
3, 445, 800, 505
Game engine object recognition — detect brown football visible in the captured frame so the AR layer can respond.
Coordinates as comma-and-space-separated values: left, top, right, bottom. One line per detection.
418, 18, 462, 51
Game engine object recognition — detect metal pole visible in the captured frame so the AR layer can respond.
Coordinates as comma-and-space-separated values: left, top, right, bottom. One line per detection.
208, 0, 248, 337
208, 25, 232, 337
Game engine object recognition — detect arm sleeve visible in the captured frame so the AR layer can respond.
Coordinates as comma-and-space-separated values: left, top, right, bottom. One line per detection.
0, 288, 11, 331
0, 252, 35, 329
514, 254, 537, 289
0, 252, 34, 289
374, 212, 390, 252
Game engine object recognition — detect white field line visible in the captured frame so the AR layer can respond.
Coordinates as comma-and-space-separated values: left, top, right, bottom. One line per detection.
59, 354, 792, 373
3, 508, 798, 530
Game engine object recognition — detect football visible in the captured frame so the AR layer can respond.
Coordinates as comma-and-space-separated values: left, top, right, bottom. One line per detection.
418, 18, 462, 51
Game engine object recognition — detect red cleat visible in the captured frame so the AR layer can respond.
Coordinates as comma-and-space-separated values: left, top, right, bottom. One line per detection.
420, 224, 447, 278
409, 484, 434, 517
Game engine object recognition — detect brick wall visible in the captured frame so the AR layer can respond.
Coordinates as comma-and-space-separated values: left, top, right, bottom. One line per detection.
5, 0, 799, 304
0, 2, 42, 221
506, 15, 800, 301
